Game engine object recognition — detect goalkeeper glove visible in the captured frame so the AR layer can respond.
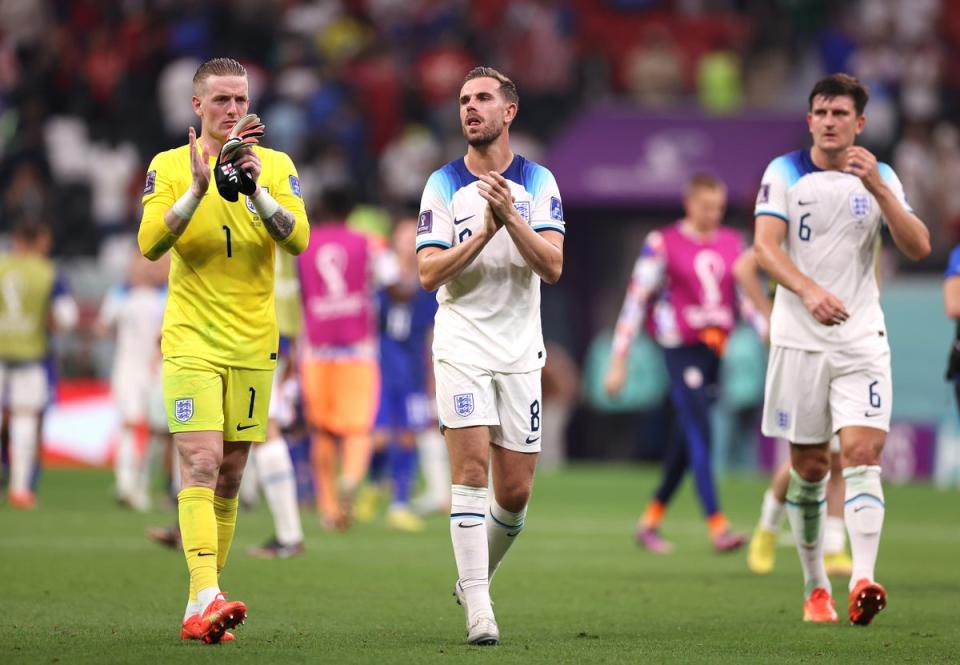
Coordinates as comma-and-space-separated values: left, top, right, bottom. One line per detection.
215, 114, 266, 202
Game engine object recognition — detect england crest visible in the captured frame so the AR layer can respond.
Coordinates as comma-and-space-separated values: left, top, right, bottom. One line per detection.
513, 200, 531, 223
454, 393, 475, 417
776, 410, 790, 430
174, 398, 194, 423
850, 192, 871, 219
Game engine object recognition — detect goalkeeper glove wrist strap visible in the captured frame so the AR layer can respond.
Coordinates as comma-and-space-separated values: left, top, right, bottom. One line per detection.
171, 190, 202, 221
252, 188, 280, 219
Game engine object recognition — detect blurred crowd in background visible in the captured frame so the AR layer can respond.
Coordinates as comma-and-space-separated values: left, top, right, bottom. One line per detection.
1, 0, 959, 463
3, 0, 960, 250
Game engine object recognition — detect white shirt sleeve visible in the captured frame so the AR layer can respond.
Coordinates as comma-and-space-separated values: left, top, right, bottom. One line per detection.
754, 157, 790, 222
530, 167, 565, 234
878, 162, 914, 216
416, 170, 455, 252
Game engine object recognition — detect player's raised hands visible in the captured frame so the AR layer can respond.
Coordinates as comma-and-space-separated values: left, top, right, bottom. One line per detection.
800, 280, 849, 326
477, 171, 516, 224
844, 146, 882, 192
483, 203, 503, 238
188, 126, 211, 198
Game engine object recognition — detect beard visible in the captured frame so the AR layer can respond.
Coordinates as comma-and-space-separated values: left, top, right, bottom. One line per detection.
464, 121, 503, 147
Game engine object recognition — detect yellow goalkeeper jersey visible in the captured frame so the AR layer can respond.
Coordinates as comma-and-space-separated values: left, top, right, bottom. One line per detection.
138, 143, 309, 370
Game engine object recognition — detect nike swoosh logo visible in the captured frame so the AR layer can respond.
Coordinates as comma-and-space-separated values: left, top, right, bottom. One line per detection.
506, 531, 521, 538
197, 552, 216, 557
864, 412, 881, 418
853, 505, 875, 513
454, 215, 474, 225
457, 522, 482, 528
525, 435, 541, 444
798, 200, 817, 206
236, 423, 258, 431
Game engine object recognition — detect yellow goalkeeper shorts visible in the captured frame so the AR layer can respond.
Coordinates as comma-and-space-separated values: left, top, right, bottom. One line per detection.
162, 356, 274, 442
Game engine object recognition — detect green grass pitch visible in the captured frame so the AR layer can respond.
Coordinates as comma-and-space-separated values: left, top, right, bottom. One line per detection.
1, 465, 957, 664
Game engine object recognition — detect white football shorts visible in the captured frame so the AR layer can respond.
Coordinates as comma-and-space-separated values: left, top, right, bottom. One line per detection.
0, 361, 49, 411
762, 343, 892, 444
434, 360, 542, 454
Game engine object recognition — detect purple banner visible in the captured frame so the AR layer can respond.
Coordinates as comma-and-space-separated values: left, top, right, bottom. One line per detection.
546, 106, 806, 208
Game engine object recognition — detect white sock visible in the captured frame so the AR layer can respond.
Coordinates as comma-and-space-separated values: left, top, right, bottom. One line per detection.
843, 465, 884, 590
758, 488, 786, 533
823, 515, 847, 555
255, 437, 304, 545
487, 499, 526, 586
416, 429, 450, 507
450, 485, 492, 621
10, 412, 38, 494
184, 599, 202, 621
197, 586, 222, 614
785, 468, 830, 597
114, 426, 137, 499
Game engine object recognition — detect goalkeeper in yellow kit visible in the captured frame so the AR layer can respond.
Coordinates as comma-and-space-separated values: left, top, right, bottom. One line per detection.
138, 57, 308, 644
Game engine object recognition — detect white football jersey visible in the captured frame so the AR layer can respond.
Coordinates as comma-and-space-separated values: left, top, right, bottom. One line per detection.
417, 155, 565, 372
755, 148, 911, 351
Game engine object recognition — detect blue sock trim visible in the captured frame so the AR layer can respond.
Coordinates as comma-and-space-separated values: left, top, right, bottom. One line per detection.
844, 493, 885, 507
490, 512, 524, 530
450, 512, 485, 520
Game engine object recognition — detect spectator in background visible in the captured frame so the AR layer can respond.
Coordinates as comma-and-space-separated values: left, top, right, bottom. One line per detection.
623, 24, 685, 108
943, 244, 960, 413
605, 174, 755, 554
0, 219, 78, 508
297, 186, 400, 531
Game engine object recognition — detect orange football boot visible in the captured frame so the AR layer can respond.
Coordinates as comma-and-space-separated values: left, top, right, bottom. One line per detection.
180, 614, 235, 642
803, 587, 839, 623
9, 491, 36, 510
198, 594, 247, 644
849, 578, 886, 626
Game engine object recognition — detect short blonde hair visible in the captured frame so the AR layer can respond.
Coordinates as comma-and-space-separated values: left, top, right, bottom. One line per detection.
193, 57, 247, 95
685, 173, 726, 196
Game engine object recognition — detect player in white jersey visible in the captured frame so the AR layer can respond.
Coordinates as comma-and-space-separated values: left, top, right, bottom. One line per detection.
416, 67, 564, 646
753, 74, 930, 626
97, 250, 168, 511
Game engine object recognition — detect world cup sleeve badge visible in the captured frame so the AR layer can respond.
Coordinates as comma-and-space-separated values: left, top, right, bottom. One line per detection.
417, 210, 433, 235
550, 196, 563, 221
143, 170, 156, 195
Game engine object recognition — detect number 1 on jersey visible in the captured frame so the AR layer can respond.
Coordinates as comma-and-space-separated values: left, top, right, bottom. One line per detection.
222, 225, 232, 257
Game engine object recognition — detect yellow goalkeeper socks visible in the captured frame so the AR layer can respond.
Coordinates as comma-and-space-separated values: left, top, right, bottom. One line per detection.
178, 487, 219, 601
214, 494, 240, 575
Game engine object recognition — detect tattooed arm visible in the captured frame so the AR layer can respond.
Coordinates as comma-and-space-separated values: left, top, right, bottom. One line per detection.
262, 205, 296, 242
